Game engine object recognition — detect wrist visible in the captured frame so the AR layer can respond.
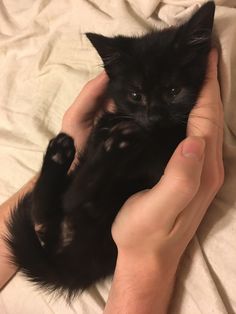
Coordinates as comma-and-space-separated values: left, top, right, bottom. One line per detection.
118, 252, 178, 287
104, 250, 178, 314
116, 247, 179, 279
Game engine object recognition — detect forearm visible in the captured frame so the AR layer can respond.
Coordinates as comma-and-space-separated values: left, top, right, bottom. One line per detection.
104, 252, 177, 314
0, 176, 37, 289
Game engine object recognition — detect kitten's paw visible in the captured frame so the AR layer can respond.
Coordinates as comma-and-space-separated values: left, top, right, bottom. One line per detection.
104, 122, 142, 153
44, 133, 75, 171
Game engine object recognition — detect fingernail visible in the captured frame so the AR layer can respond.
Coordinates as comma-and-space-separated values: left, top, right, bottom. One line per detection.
182, 137, 205, 161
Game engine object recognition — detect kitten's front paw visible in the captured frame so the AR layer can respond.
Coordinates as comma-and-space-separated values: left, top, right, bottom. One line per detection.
104, 122, 143, 153
44, 133, 75, 171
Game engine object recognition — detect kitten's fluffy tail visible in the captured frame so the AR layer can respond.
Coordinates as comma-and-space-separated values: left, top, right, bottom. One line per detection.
5, 193, 67, 297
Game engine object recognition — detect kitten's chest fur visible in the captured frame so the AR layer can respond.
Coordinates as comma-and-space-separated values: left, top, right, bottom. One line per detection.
66, 114, 187, 220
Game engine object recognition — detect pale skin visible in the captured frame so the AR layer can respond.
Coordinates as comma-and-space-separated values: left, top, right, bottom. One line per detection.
0, 50, 223, 314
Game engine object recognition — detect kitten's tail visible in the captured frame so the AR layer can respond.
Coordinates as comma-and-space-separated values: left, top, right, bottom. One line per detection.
5, 193, 63, 296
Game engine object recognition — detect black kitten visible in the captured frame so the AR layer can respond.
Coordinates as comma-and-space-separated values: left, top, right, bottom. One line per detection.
6, 2, 215, 300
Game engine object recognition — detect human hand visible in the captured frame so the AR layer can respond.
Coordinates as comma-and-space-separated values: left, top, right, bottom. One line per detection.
111, 49, 224, 274
61, 71, 110, 150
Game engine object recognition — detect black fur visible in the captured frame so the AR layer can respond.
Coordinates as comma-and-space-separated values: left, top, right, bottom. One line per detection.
5, 2, 215, 300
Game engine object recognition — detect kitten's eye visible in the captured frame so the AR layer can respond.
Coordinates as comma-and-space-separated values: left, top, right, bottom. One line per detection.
167, 87, 181, 98
128, 91, 143, 102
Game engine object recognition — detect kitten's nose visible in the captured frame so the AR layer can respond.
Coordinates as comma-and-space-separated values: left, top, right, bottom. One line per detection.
148, 115, 162, 124
147, 101, 165, 125
147, 107, 162, 122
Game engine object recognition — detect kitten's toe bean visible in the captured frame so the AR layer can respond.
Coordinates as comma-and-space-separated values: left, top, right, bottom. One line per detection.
51, 153, 64, 164
119, 141, 129, 149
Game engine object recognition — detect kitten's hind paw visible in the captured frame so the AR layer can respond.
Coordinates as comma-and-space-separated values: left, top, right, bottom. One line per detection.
43, 133, 75, 172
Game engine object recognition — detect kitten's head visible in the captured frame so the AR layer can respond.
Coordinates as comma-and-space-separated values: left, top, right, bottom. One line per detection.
86, 1, 215, 129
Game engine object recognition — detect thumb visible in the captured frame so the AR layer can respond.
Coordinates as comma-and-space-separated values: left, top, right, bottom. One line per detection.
145, 137, 205, 223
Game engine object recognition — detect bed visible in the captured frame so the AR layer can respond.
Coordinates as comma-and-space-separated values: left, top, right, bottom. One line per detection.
0, 0, 236, 313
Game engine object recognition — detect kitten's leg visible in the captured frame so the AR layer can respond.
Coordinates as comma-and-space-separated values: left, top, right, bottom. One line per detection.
32, 133, 75, 226
6, 132, 77, 286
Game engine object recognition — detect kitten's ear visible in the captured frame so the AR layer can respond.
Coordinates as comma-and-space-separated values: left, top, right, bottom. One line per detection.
86, 33, 127, 76
182, 1, 215, 47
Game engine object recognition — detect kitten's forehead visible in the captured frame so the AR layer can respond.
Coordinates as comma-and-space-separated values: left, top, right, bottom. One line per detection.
129, 30, 180, 72
133, 29, 178, 56
125, 31, 179, 86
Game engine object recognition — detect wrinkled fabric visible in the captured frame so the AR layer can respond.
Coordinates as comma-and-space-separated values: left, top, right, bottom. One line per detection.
0, 1, 236, 313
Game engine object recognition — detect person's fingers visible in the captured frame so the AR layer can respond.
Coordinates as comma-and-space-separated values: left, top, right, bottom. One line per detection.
188, 48, 223, 192
139, 137, 205, 230
189, 49, 220, 119
205, 48, 218, 82
75, 71, 109, 116
78, 71, 109, 108
183, 126, 224, 235
187, 48, 223, 195
64, 71, 109, 122
196, 49, 219, 106
61, 71, 109, 138
172, 62, 224, 238
188, 50, 221, 131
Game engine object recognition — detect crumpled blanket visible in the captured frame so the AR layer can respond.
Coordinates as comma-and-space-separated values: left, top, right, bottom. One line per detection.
0, 1, 236, 313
